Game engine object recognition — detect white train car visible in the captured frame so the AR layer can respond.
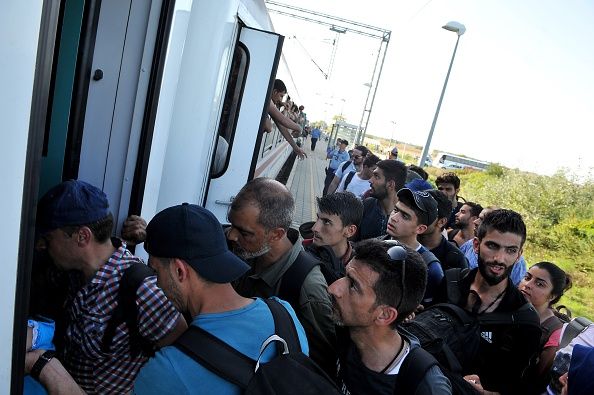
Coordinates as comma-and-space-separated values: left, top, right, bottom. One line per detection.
0, 0, 297, 392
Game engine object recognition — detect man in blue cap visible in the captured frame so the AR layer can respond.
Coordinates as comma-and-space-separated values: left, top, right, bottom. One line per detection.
27, 202, 309, 395
34, 180, 187, 394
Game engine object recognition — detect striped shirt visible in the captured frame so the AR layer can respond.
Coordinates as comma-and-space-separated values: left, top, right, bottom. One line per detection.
62, 239, 180, 394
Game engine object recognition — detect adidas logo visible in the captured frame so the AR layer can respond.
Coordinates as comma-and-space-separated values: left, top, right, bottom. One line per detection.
481, 331, 493, 343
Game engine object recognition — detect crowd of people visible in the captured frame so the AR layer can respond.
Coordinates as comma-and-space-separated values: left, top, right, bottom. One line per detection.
23, 97, 593, 394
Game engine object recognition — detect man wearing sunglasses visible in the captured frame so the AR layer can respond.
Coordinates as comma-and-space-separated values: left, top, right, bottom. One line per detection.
325, 145, 369, 196
384, 188, 444, 305
329, 239, 451, 394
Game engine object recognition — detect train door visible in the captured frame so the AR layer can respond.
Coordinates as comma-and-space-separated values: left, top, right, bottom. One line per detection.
204, 27, 283, 221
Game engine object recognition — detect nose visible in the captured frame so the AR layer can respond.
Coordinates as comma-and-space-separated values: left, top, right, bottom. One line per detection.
35, 238, 47, 251
328, 277, 344, 298
311, 219, 322, 233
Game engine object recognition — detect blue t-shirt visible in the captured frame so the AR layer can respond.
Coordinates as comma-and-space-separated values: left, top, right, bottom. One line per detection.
328, 149, 350, 171
133, 298, 309, 395
460, 239, 527, 286
311, 128, 321, 139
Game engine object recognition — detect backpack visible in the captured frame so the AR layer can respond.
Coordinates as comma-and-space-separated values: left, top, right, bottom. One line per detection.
173, 298, 341, 395
405, 268, 541, 375
559, 316, 593, 349
277, 250, 322, 308
402, 303, 481, 374
397, 347, 479, 395
101, 261, 156, 355
343, 171, 356, 190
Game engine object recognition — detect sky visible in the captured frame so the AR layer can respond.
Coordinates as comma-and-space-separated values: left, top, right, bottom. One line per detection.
267, 0, 594, 179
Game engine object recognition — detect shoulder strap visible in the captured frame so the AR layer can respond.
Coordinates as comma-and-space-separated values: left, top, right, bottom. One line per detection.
419, 248, 440, 265
261, 298, 301, 353
341, 160, 352, 173
444, 268, 467, 305
559, 316, 593, 349
174, 325, 254, 389
396, 347, 438, 395
447, 229, 460, 241
278, 251, 320, 308
343, 171, 356, 190
478, 303, 540, 328
102, 262, 156, 354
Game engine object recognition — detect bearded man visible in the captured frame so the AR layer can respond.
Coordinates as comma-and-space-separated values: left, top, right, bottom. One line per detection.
434, 209, 541, 395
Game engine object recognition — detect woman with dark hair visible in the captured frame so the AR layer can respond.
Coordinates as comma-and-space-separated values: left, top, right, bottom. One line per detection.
519, 261, 572, 392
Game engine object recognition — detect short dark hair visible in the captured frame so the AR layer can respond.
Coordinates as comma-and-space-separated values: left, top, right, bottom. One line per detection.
531, 262, 572, 306
230, 178, 294, 231
376, 160, 407, 191
341, 140, 349, 146
408, 164, 429, 181
435, 172, 461, 189
316, 192, 363, 227
363, 154, 380, 168
273, 79, 287, 93
352, 239, 427, 327
353, 145, 369, 157
63, 213, 114, 243
427, 189, 453, 221
477, 209, 527, 247
464, 202, 483, 218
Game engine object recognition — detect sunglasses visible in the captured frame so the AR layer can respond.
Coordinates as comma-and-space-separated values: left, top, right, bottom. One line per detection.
386, 244, 407, 311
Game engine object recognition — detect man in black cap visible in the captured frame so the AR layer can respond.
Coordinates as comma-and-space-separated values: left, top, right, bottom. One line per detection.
134, 203, 309, 393
34, 180, 187, 394
383, 188, 444, 305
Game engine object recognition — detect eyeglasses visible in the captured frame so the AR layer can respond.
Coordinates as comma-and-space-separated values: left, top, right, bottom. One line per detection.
386, 244, 407, 311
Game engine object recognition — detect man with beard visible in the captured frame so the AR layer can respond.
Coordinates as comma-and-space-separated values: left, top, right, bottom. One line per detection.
448, 201, 482, 247
434, 209, 541, 395
326, 145, 370, 196
353, 160, 408, 241
460, 206, 527, 286
329, 239, 451, 394
227, 178, 336, 375
435, 172, 463, 229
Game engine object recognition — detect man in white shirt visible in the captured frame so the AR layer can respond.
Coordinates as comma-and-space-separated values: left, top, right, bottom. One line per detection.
336, 154, 380, 199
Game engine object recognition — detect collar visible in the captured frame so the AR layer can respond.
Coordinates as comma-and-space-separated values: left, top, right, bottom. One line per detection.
246, 236, 303, 289
89, 238, 130, 285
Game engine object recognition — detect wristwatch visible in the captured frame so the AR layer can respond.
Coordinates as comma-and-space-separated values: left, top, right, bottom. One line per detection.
30, 350, 56, 381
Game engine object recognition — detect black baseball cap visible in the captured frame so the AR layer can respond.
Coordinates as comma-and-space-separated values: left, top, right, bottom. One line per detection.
145, 203, 249, 283
397, 188, 438, 226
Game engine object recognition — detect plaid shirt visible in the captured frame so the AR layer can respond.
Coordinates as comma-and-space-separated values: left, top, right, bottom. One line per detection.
62, 239, 180, 394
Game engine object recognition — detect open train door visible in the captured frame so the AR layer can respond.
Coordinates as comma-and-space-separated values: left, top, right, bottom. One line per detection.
204, 27, 283, 222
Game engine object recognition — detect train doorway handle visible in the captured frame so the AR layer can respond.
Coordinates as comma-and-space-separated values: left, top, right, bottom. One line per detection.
214, 196, 235, 206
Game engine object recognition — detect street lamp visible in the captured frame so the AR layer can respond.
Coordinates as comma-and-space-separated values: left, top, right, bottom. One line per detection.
418, 21, 466, 167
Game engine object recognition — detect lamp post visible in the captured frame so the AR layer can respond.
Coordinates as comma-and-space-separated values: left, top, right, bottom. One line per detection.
418, 21, 466, 167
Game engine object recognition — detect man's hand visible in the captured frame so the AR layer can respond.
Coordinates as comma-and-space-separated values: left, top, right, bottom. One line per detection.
294, 147, 307, 160
122, 215, 147, 245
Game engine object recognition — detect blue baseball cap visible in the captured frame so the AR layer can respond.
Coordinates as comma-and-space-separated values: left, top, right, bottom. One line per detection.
36, 180, 111, 233
144, 203, 250, 283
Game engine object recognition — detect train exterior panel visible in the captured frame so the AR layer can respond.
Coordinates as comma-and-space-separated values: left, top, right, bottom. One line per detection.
0, 0, 296, 392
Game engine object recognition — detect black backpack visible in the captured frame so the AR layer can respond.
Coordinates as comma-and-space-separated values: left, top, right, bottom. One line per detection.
402, 303, 481, 374
174, 298, 341, 395
101, 261, 157, 355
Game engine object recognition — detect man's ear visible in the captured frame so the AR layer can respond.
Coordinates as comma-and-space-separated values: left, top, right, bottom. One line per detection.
436, 217, 448, 230
268, 227, 286, 243
76, 227, 93, 246
172, 258, 192, 283
375, 305, 398, 327
386, 179, 396, 191
473, 237, 480, 254
415, 223, 428, 235
344, 224, 358, 239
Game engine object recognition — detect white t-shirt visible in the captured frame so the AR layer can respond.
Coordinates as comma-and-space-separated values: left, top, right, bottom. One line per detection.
337, 171, 372, 199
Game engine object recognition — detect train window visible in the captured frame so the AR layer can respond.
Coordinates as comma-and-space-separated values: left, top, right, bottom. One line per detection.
211, 43, 249, 178
261, 123, 276, 156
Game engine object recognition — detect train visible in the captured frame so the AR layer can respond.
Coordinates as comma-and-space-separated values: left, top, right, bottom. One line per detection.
1, 0, 299, 392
